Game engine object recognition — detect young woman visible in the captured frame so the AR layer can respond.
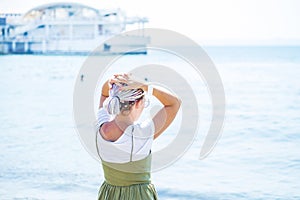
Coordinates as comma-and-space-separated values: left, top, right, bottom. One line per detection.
96, 74, 181, 199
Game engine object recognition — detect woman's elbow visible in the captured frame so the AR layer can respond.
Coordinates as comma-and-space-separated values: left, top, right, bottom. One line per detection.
174, 97, 182, 112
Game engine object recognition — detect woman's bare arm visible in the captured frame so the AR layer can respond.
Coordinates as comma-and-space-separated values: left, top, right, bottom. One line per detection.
99, 80, 109, 109
150, 86, 181, 139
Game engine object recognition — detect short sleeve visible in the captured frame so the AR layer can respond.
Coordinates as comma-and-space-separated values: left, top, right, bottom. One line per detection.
96, 108, 112, 128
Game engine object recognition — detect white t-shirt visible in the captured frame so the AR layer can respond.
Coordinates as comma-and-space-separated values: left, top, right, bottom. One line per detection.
96, 108, 155, 163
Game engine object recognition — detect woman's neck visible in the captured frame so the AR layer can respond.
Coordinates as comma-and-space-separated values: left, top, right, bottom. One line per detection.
114, 115, 135, 131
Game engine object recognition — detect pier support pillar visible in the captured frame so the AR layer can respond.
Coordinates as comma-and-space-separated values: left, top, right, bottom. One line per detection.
4, 25, 8, 39
12, 41, 16, 52
24, 42, 28, 52
42, 40, 46, 53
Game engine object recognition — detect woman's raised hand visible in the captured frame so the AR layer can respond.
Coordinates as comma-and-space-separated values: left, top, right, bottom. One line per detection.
108, 73, 128, 88
109, 74, 146, 90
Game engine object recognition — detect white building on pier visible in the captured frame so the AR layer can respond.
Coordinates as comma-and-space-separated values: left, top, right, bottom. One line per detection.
0, 2, 149, 54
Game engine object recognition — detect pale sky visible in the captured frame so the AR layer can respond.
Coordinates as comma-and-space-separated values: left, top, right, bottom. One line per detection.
1, 0, 300, 45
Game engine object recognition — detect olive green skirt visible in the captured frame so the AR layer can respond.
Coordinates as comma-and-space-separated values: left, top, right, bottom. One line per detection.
97, 154, 158, 200
98, 181, 158, 200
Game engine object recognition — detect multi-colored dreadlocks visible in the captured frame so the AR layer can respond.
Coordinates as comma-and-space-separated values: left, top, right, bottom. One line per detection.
105, 84, 145, 115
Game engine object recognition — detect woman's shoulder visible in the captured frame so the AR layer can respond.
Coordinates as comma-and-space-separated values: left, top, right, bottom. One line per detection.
100, 121, 123, 142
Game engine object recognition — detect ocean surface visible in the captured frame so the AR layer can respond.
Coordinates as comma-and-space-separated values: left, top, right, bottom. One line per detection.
0, 46, 300, 200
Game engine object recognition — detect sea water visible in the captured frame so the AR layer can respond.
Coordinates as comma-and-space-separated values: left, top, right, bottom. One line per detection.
0, 46, 299, 199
